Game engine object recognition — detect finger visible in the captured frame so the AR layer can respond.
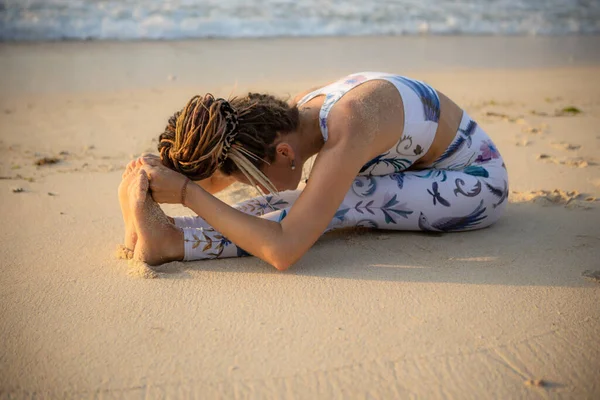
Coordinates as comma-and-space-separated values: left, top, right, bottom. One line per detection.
122, 160, 135, 178
141, 153, 160, 161
139, 164, 154, 179
140, 155, 160, 166
131, 162, 143, 174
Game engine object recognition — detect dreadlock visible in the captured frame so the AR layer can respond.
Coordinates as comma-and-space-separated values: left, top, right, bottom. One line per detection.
158, 93, 300, 194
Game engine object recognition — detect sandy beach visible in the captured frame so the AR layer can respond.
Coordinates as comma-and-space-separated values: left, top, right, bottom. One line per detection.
1, 36, 599, 398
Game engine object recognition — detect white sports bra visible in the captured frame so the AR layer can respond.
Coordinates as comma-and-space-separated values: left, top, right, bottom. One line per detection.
297, 72, 441, 176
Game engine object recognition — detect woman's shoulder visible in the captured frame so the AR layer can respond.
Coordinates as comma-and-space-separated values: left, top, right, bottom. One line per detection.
324, 79, 406, 150
289, 72, 389, 107
289, 86, 322, 107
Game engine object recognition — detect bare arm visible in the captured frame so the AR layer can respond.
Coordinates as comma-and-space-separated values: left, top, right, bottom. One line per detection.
182, 99, 381, 270
135, 154, 236, 195
142, 81, 404, 270
183, 132, 366, 269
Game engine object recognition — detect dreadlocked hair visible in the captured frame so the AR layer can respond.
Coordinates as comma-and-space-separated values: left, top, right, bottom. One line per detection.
158, 92, 300, 195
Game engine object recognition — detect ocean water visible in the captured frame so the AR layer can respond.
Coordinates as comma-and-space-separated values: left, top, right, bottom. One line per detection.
1, 0, 599, 41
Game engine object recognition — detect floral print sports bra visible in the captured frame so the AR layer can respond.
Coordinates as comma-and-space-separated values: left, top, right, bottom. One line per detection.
296, 72, 442, 176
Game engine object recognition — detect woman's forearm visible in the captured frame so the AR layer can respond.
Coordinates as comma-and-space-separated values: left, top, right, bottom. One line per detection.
184, 183, 289, 269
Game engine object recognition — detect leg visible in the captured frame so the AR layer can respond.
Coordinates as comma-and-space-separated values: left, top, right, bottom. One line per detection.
325, 112, 508, 232
328, 162, 508, 233
172, 189, 302, 229
176, 190, 303, 260
177, 115, 509, 261
129, 170, 185, 266
179, 162, 509, 262
179, 167, 509, 262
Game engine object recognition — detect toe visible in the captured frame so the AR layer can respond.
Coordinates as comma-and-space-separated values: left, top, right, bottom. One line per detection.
127, 160, 136, 172
128, 173, 141, 198
123, 160, 137, 179
128, 170, 150, 203
138, 170, 150, 193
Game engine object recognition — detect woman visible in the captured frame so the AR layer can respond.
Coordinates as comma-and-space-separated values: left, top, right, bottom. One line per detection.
118, 72, 508, 269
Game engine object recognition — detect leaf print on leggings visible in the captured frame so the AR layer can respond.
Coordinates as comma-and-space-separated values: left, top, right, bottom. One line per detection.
277, 209, 288, 222
235, 195, 290, 215
464, 165, 489, 178
414, 169, 448, 182
380, 193, 413, 224
453, 178, 482, 197
485, 180, 509, 208
356, 219, 378, 229
352, 176, 377, 197
418, 200, 487, 232
334, 207, 351, 222
354, 200, 376, 215
427, 182, 451, 207
475, 140, 501, 163
187, 228, 232, 258
360, 153, 412, 175
390, 173, 406, 189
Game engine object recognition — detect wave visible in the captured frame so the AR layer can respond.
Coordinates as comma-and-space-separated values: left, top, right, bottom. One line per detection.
1, 0, 599, 41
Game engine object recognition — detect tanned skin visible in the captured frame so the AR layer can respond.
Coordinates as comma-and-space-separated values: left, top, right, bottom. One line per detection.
119, 79, 464, 269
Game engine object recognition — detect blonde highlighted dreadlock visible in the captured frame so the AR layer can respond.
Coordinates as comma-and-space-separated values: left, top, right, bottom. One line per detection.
158, 93, 299, 195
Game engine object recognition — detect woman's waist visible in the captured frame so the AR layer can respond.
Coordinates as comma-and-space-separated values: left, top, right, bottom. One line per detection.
410, 91, 465, 167
429, 112, 504, 170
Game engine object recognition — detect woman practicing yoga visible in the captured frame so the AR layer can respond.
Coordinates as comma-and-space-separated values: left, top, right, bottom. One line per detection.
118, 72, 508, 270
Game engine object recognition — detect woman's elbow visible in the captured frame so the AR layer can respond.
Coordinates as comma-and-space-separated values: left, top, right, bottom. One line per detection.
272, 259, 292, 271
269, 250, 295, 271
264, 231, 306, 271
267, 246, 299, 271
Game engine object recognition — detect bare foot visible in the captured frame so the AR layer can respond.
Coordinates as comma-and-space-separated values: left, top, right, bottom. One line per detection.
129, 170, 184, 266
118, 161, 138, 251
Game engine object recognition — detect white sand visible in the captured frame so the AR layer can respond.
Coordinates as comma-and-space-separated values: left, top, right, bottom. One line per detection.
1, 37, 599, 398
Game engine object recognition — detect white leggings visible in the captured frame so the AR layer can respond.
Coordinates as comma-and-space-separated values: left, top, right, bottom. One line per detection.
173, 114, 508, 261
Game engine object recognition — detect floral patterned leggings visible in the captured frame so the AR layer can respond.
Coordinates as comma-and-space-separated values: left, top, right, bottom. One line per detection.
173, 113, 508, 261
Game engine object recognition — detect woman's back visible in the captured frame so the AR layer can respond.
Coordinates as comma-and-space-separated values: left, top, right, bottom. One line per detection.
295, 72, 465, 173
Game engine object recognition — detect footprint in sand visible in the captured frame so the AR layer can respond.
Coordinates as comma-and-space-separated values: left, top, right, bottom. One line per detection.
521, 124, 548, 135
515, 138, 532, 147
536, 154, 596, 168
510, 189, 598, 209
484, 111, 524, 123
544, 96, 563, 103
530, 106, 582, 117
582, 270, 600, 283
551, 142, 581, 151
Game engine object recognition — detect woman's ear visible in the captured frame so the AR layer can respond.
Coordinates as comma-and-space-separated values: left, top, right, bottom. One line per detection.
276, 142, 295, 161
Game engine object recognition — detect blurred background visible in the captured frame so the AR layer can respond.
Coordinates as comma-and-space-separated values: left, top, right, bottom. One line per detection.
2, 0, 600, 41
